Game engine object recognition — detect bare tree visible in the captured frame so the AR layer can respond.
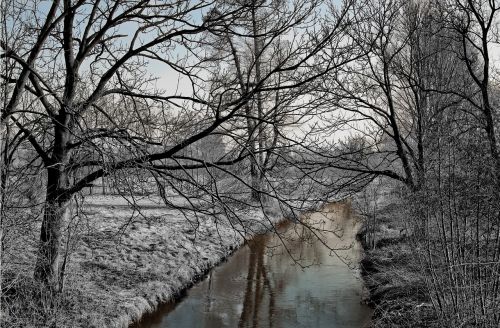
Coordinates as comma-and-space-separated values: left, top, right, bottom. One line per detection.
202, 0, 318, 201
0, 0, 353, 297
445, 0, 500, 185
306, 0, 467, 194
317, 2, 500, 326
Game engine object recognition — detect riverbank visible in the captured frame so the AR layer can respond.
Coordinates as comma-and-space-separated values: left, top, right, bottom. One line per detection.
1, 195, 284, 327
2, 195, 337, 328
132, 201, 372, 328
354, 184, 435, 327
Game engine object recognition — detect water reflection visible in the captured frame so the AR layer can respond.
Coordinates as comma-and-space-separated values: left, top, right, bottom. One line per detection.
238, 235, 275, 328
131, 202, 372, 328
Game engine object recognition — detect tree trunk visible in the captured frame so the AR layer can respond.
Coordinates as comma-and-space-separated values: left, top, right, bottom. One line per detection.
33, 193, 68, 292
251, 3, 264, 202
0, 120, 7, 298
251, 165, 261, 201
34, 113, 71, 292
0, 121, 9, 253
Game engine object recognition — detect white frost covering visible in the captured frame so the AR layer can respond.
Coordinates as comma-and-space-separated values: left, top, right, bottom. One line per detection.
61, 195, 283, 328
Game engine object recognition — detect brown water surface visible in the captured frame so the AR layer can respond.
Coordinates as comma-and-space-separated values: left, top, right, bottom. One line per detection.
131, 202, 372, 328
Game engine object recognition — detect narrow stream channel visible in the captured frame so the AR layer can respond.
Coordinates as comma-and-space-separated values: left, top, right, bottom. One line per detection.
131, 202, 372, 328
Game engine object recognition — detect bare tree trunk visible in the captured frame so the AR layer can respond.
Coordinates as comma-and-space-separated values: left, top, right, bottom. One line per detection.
252, 4, 264, 201
34, 115, 71, 291
1, 0, 11, 294
250, 159, 260, 201
384, 61, 416, 191
0, 122, 9, 251
0, 118, 6, 299
33, 194, 68, 291
225, 31, 261, 201
481, 93, 500, 186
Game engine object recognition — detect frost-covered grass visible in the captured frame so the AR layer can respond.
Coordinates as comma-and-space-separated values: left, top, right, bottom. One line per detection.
1, 194, 286, 328
71, 195, 284, 327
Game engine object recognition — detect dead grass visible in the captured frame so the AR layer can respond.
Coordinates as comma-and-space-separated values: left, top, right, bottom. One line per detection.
356, 192, 438, 328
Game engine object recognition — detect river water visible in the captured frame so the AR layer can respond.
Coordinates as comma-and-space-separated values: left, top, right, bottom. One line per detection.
131, 202, 372, 328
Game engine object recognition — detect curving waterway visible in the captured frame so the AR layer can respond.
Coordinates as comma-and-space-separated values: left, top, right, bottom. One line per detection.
131, 202, 372, 328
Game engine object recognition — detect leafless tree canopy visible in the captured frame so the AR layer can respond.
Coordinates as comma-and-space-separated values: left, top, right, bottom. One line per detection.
0, 0, 354, 292
1, 0, 500, 327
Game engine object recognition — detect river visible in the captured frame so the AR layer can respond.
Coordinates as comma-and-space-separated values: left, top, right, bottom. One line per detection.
130, 202, 372, 328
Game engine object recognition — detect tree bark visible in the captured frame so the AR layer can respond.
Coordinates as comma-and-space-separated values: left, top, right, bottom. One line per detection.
251, 3, 264, 201
34, 113, 71, 291
33, 194, 68, 291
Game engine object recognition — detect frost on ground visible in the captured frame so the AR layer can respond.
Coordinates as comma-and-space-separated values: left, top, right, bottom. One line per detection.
53, 194, 284, 328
